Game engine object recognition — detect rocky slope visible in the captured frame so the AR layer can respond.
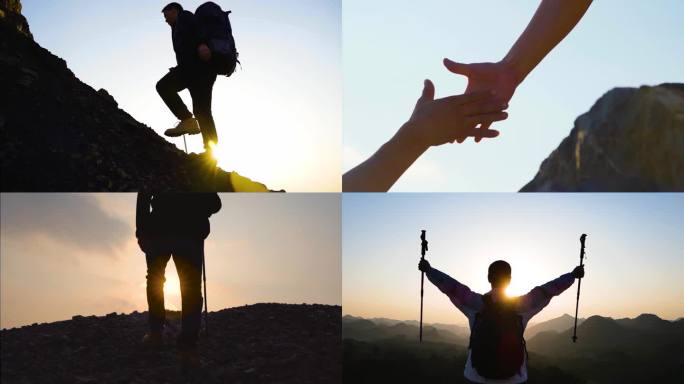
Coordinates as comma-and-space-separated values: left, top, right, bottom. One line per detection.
0, 303, 341, 383
522, 84, 684, 191
0, 1, 270, 192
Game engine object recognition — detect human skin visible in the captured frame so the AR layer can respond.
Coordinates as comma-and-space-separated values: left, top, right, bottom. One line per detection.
445, 0, 593, 142
343, 80, 508, 192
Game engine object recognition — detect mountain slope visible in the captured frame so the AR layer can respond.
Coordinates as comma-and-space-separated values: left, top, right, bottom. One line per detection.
522, 84, 684, 191
0, 1, 271, 192
0, 303, 340, 383
525, 314, 584, 339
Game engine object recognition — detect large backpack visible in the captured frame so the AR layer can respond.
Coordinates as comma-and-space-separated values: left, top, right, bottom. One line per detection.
469, 294, 527, 380
195, 2, 239, 76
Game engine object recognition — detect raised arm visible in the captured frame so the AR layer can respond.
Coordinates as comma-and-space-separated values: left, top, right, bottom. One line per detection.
419, 259, 482, 317
343, 80, 507, 191
518, 265, 584, 318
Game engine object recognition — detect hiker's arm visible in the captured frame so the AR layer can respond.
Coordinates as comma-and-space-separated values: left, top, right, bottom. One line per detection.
343, 81, 506, 192
444, 0, 592, 117
184, 12, 211, 61
135, 193, 152, 238
518, 270, 577, 316
421, 262, 482, 314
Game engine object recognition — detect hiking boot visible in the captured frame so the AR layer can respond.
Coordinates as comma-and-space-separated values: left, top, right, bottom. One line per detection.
164, 118, 201, 137
141, 330, 163, 348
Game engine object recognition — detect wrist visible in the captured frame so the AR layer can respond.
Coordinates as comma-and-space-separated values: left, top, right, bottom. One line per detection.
499, 56, 527, 85
393, 121, 430, 153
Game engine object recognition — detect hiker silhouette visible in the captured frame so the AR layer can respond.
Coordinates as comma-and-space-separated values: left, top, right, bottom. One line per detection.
157, 2, 237, 151
136, 192, 221, 365
418, 258, 584, 383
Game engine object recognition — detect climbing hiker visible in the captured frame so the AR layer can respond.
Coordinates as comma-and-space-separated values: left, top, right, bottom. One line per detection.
157, 2, 238, 152
136, 192, 222, 367
418, 258, 585, 383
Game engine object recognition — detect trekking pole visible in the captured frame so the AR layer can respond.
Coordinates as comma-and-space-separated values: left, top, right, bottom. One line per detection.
419, 230, 428, 342
202, 245, 209, 336
182, 134, 188, 154
572, 234, 587, 343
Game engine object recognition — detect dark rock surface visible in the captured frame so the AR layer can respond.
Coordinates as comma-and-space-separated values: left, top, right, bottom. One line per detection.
1, 303, 341, 383
0, 1, 271, 192
522, 84, 684, 192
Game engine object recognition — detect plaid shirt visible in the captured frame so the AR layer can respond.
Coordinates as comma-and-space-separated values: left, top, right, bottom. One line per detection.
425, 266, 576, 384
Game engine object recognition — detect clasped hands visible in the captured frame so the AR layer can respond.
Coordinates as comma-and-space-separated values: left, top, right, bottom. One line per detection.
399, 58, 522, 150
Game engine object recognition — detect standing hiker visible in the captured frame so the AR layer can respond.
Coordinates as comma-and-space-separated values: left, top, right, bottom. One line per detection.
136, 193, 221, 365
418, 258, 584, 383
157, 2, 218, 151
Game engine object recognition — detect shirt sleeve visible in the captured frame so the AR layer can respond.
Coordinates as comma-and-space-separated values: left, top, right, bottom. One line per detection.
518, 272, 576, 319
135, 193, 152, 238
425, 266, 482, 317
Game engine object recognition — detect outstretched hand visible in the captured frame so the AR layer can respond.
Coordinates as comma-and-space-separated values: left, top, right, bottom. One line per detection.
443, 59, 521, 142
398, 79, 508, 148
572, 265, 585, 279
418, 258, 431, 272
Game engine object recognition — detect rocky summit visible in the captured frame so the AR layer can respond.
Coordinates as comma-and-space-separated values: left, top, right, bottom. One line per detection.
0, 303, 341, 383
0, 1, 271, 192
522, 83, 684, 192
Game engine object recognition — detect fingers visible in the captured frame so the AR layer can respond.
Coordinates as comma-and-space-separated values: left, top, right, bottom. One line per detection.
441, 90, 496, 106
419, 79, 435, 103
464, 112, 508, 129
443, 58, 472, 76
463, 100, 509, 116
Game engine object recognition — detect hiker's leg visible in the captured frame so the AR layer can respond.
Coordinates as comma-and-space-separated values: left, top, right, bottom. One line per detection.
189, 74, 218, 149
172, 238, 204, 350
145, 243, 172, 332
156, 68, 193, 121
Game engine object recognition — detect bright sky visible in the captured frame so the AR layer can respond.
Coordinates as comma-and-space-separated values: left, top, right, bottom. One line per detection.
0, 193, 341, 329
342, 193, 684, 326
343, 0, 684, 191
21, 0, 341, 192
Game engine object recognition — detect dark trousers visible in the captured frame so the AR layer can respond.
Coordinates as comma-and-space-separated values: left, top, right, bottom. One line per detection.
156, 67, 218, 149
145, 237, 204, 349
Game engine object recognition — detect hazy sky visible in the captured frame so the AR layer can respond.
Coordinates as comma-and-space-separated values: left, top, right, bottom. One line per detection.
343, 0, 684, 191
21, 0, 341, 192
343, 193, 684, 325
1, 193, 341, 329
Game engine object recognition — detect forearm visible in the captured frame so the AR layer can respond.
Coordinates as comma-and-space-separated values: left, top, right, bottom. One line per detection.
502, 0, 592, 81
425, 266, 479, 308
343, 125, 427, 192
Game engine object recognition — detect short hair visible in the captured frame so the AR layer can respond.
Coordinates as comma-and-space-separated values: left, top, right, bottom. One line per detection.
488, 260, 511, 287
162, 2, 183, 13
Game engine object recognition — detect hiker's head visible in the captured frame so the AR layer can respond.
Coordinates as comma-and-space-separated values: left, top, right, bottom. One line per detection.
488, 260, 511, 290
162, 2, 183, 26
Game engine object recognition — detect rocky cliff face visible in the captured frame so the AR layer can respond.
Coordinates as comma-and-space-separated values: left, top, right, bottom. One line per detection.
0, 1, 270, 192
522, 84, 684, 192
1, 303, 341, 383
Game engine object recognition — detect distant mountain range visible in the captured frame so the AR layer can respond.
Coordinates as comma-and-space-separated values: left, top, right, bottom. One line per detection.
344, 313, 684, 383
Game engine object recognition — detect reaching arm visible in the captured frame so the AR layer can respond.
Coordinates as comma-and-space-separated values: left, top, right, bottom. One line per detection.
444, 0, 592, 141
502, 0, 593, 83
343, 80, 507, 191
421, 262, 482, 316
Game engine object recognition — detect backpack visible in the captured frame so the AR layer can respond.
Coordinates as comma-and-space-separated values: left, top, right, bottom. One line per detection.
469, 294, 527, 380
195, 2, 239, 76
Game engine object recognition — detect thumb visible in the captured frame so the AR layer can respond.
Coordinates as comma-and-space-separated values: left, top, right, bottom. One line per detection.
419, 79, 435, 103
443, 58, 472, 76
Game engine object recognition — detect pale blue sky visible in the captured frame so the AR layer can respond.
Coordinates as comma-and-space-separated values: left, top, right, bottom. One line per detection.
343, 0, 684, 191
343, 193, 684, 325
22, 0, 341, 192
1, 193, 341, 329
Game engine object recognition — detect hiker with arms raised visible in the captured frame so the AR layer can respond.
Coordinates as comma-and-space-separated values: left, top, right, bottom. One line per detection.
137, 193, 222, 367
418, 259, 584, 383
157, 2, 238, 152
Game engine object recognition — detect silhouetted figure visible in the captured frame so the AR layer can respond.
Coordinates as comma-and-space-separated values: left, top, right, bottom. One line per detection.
418, 259, 584, 383
157, 2, 218, 150
136, 193, 221, 366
